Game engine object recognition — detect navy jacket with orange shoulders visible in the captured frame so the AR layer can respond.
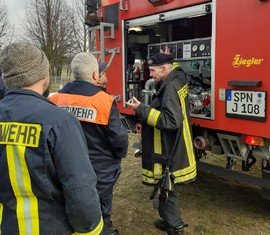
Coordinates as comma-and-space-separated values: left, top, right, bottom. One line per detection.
49, 80, 128, 160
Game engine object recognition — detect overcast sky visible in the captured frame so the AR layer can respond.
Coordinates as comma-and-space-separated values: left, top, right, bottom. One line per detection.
6, 0, 27, 25
6, 0, 72, 26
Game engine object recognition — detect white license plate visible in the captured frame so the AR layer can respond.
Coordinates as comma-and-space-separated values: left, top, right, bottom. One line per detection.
226, 90, 266, 121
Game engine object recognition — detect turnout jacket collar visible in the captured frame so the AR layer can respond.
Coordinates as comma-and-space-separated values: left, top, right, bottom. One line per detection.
59, 80, 104, 96
5, 88, 52, 104
155, 67, 186, 97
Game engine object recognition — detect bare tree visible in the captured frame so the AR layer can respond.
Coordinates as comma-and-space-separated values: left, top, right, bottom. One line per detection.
24, 0, 77, 76
0, 0, 12, 49
69, 0, 89, 53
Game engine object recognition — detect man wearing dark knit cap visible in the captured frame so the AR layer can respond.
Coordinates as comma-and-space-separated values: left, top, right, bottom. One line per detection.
126, 53, 196, 235
0, 42, 103, 235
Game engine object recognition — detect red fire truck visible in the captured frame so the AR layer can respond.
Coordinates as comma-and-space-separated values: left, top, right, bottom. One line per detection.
88, 0, 270, 199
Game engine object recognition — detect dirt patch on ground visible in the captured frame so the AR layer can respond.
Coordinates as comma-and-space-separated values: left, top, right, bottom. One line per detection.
111, 134, 270, 235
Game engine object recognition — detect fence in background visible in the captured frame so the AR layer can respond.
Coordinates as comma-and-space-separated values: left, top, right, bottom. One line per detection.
50, 76, 73, 92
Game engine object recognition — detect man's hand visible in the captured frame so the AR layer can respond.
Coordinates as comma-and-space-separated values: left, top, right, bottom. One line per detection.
125, 96, 141, 110
161, 45, 171, 54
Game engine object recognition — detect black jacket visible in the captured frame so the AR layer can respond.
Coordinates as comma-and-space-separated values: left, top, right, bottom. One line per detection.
136, 67, 197, 184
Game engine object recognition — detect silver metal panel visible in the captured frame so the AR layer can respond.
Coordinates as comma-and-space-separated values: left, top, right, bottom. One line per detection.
121, 19, 127, 106
217, 133, 251, 160
126, 3, 211, 27
211, 0, 216, 120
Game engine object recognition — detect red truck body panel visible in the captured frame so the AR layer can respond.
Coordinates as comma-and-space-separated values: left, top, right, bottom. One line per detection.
99, 0, 270, 137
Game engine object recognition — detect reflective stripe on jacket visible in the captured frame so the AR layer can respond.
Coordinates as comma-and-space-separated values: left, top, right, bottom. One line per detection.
0, 89, 103, 235
136, 67, 197, 185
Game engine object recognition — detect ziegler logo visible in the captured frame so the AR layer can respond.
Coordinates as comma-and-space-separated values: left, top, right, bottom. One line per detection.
232, 54, 264, 68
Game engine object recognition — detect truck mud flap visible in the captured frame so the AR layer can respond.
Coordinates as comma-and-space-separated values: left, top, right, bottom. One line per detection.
198, 161, 270, 200
262, 169, 270, 200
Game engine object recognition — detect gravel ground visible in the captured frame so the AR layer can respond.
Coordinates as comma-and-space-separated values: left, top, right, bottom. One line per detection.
111, 134, 270, 235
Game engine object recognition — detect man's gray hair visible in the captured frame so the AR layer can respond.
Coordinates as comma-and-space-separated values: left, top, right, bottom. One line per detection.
71, 52, 98, 81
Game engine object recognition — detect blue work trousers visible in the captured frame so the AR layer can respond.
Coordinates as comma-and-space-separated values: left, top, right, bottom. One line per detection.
91, 156, 121, 235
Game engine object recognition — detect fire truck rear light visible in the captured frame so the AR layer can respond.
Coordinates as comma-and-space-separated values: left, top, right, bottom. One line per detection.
241, 135, 265, 147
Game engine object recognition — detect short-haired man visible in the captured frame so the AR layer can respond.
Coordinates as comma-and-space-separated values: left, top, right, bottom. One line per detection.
98, 62, 108, 88
0, 42, 103, 235
49, 52, 128, 235
126, 53, 196, 235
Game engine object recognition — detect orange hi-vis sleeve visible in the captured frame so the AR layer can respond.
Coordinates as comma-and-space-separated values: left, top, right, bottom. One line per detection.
49, 92, 114, 125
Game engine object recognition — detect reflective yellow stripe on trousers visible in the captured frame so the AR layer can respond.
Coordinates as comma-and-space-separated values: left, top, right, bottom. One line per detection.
6, 145, 39, 235
73, 216, 104, 235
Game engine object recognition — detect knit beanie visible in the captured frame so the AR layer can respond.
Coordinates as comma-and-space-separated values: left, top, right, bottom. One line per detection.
0, 42, 49, 88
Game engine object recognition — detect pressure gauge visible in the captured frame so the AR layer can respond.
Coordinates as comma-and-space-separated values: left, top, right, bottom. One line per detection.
192, 45, 198, 52
199, 44, 205, 51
